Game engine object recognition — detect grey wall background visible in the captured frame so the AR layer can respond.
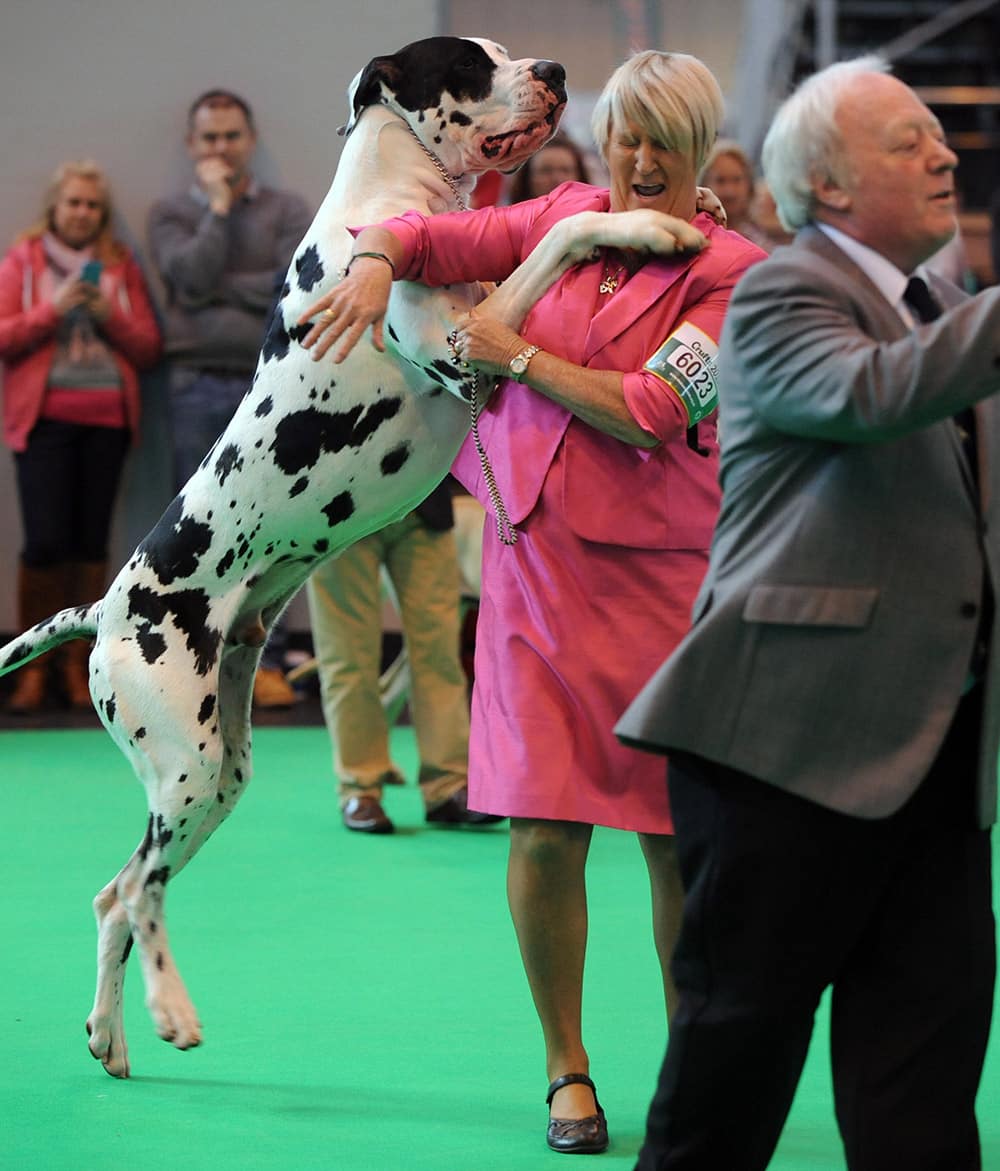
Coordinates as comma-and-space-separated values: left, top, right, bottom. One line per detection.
0, 0, 744, 633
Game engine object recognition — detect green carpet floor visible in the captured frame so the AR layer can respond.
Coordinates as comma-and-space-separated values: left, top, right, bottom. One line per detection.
2, 727, 998, 1170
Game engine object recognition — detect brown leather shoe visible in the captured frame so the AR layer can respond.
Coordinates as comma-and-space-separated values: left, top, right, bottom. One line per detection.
546, 1073, 609, 1154
426, 785, 505, 826
342, 795, 395, 834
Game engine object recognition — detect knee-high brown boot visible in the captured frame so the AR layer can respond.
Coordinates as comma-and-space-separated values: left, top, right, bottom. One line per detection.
61, 561, 107, 710
6, 563, 66, 714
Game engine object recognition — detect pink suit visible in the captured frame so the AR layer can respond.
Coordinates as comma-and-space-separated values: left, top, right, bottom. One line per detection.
385, 183, 765, 831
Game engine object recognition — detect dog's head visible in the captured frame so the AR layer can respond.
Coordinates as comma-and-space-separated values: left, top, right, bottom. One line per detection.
342, 36, 566, 175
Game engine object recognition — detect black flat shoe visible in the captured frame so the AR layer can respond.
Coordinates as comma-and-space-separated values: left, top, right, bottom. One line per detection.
546, 1073, 609, 1155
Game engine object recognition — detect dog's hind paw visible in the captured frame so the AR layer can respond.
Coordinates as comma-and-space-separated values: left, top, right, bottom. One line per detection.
86, 1017, 131, 1078
150, 995, 202, 1051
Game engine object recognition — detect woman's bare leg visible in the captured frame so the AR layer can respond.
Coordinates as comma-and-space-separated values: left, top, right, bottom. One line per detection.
638, 831, 684, 1021
507, 816, 598, 1119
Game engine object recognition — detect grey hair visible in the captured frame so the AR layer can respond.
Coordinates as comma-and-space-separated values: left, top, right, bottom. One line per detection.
762, 54, 890, 231
591, 50, 724, 173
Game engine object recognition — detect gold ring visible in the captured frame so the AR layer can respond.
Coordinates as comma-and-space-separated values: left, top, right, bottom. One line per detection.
322, 307, 336, 321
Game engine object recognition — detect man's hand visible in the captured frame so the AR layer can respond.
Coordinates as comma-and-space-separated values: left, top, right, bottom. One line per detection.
196, 158, 236, 215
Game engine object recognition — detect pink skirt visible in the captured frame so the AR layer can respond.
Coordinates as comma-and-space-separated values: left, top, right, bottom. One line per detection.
467, 461, 708, 834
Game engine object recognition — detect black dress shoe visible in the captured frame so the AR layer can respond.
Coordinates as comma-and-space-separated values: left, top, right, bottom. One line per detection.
425, 785, 506, 826
341, 795, 394, 834
546, 1073, 609, 1155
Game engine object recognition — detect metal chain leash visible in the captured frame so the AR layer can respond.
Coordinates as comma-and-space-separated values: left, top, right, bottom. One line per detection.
404, 125, 517, 545
470, 373, 518, 546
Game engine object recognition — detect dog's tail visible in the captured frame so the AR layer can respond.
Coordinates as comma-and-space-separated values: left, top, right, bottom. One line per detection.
0, 602, 101, 678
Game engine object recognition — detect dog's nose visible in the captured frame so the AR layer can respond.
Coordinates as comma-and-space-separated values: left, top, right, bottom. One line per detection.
533, 60, 567, 101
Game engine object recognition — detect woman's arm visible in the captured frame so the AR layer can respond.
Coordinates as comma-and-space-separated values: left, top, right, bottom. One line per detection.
297, 226, 404, 362
451, 311, 660, 447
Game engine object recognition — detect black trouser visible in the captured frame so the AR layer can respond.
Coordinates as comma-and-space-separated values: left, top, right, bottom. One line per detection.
636, 687, 995, 1171
15, 419, 129, 566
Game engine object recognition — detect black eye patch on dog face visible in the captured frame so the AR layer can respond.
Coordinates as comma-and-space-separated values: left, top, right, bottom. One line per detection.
351, 37, 497, 121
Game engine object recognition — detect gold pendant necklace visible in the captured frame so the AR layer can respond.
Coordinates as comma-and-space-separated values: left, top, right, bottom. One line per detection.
599, 262, 626, 295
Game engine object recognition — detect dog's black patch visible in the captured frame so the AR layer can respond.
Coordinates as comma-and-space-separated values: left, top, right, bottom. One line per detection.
323, 490, 355, 527
256, 396, 273, 417
351, 37, 497, 123
139, 498, 214, 586
261, 308, 291, 363
198, 695, 215, 724
295, 244, 325, 292
380, 443, 410, 475
270, 399, 403, 476
216, 548, 236, 578
145, 866, 171, 888
215, 443, 243, 486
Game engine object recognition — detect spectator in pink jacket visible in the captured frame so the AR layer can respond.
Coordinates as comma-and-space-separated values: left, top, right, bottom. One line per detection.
0, 159, 161, 714
300, 50, 766, 1155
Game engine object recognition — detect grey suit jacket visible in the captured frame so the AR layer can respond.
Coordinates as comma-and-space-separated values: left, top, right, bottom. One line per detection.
617, 226, 1000, 828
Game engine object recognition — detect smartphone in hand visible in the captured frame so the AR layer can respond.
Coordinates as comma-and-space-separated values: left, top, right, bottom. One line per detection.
80, 259, 103, 284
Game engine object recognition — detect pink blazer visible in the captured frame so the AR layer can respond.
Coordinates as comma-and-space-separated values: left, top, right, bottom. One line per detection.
386, 184, 766, 548
0, 237, 161, 452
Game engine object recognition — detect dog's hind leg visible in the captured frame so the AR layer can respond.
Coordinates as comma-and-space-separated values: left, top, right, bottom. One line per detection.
86, 647, 259, 1076
86, 853, 141, 1077
85, 689, 225, 1072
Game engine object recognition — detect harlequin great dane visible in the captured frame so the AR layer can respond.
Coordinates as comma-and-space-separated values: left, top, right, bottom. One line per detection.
0, 35, 704, 1078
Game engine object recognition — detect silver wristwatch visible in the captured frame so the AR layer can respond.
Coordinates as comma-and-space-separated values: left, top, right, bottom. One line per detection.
508, 344, 541, 382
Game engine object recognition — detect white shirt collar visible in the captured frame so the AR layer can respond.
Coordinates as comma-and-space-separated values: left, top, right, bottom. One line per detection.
815, 222, 929, 328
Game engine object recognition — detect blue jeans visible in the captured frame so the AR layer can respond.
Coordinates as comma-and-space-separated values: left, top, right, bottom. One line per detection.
168, 366, 251, 492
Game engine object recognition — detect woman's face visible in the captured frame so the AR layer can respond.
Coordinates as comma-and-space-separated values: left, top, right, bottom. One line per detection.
606, 119, 697, 219
700, 153, 752, 225
527, 144, 583, 197
51, 177, 106, 249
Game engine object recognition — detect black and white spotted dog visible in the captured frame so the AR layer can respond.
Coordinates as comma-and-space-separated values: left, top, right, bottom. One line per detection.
0, 35, 693, 1078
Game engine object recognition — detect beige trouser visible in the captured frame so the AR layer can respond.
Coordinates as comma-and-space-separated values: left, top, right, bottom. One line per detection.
306, 513, 471, 809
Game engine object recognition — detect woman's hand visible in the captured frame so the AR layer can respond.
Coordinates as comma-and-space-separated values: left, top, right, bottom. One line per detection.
695, 185, 727, 227
51, 276, 91, 318
297, 257, 394, 363
81, 285, 111, 323
448, 312, 526, 378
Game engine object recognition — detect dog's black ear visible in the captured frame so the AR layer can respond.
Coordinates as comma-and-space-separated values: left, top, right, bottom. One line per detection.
339, 55, 404, 136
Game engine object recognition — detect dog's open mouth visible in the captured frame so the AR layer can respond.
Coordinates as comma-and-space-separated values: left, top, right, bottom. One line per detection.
482, 100, 567, 170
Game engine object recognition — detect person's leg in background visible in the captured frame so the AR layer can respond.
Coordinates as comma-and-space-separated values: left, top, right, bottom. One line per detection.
8, 420, 77, 713
306, 531, 399, 834
385, 515, 476, 817
61, 422, 130, 709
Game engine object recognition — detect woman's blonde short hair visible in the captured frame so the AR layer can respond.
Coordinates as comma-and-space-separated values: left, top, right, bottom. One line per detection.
591, 50, 724, 173
20, 159, 123, 263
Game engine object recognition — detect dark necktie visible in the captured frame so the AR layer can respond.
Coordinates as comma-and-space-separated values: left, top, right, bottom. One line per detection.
903, 276, 977, 482
906, 277, 991, 685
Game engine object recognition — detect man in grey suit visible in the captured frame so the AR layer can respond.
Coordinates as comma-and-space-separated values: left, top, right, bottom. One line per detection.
617, 56, 998, 1170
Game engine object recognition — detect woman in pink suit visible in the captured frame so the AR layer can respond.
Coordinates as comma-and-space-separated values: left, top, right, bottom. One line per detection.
303, 50, 765, 1154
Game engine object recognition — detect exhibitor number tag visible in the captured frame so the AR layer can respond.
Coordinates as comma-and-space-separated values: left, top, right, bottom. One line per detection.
644, 321, 720, 425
